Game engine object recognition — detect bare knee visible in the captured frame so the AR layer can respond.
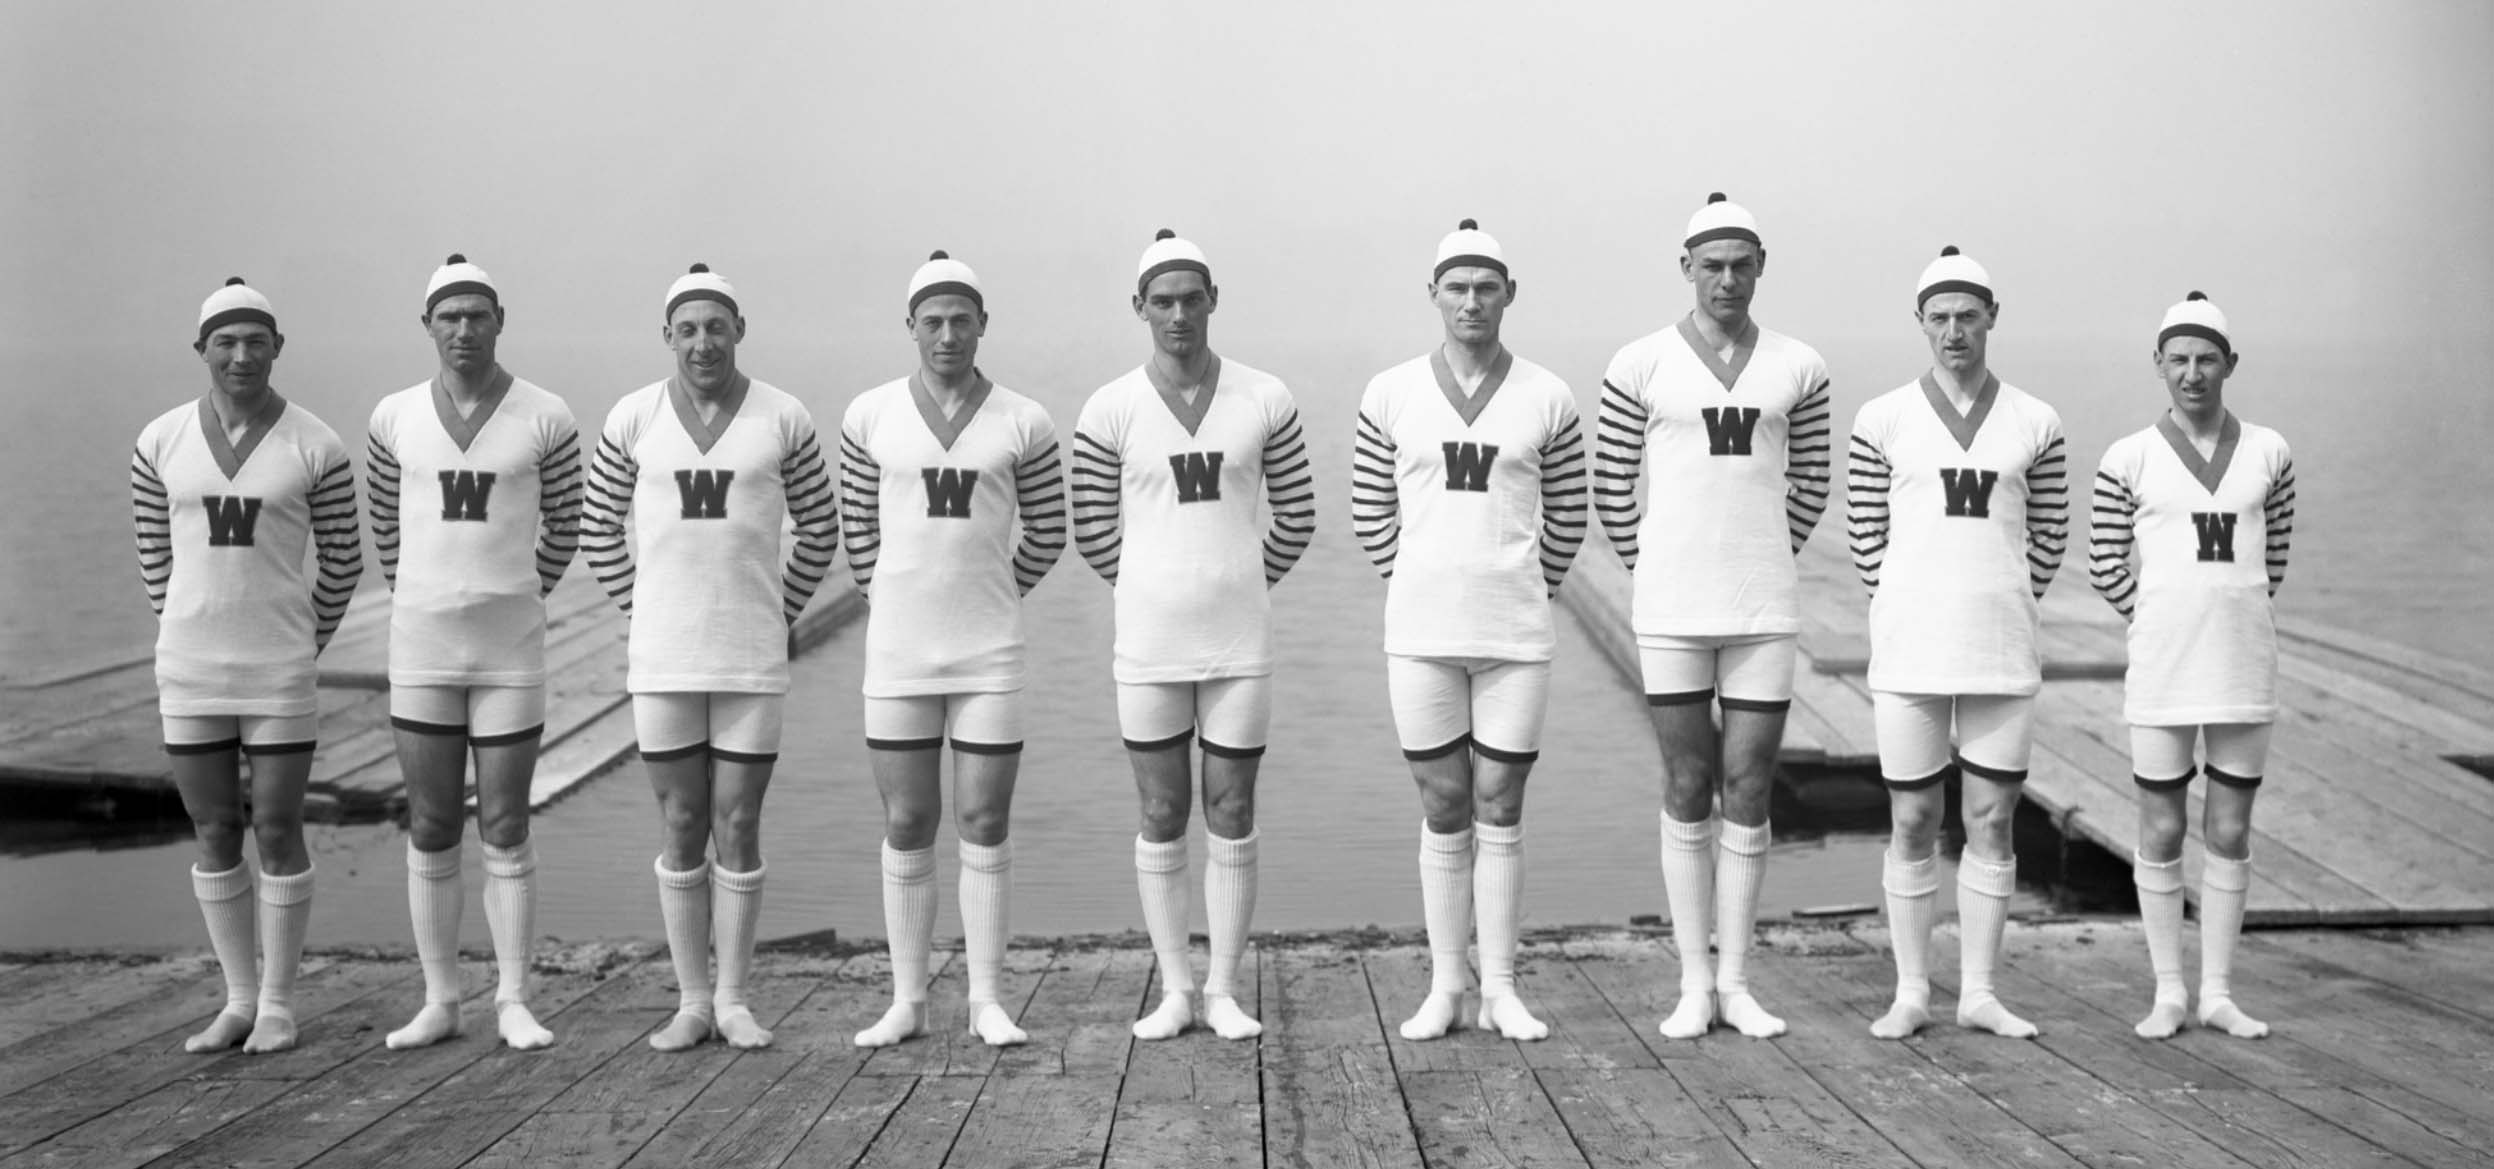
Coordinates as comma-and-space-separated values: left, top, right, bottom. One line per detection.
883, 806, 940, 852
2203, 819, 2252, 861
1203, 789, 1255, 839
407, 806, 465, 854
1961, 796, 2019, 859
475, 808, 528, 851
1472, 774, 1528, 828
2137, 806, 2187, 863
250, 811, 309, 874
658, 801, 709, 867
1888, 798, 1943, 858
711, 803, 764, 869
1136, 788, 1189, 844
957, 805, 1010, 848
191, 807, 248, 870
1719, 757, 1777, 827
1659, 749, 1718, 823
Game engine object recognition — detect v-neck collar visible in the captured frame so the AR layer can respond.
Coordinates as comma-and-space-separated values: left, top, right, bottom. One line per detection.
910, 370, 992, 452
1145, 355, 1222, 437
1919, 371, 2001, 452
1431, 346, 1513, 427
2156, 410, 2241, 495
1676, 315, 1759, 392
669, 374, 750, 456
197, 393, 288, 481
431, 368, 514, 454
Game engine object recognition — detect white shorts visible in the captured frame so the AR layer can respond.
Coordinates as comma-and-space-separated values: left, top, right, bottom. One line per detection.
390, 684, 547, 745
632, 692, 784, 764
1117, 677, 1271, 758
864, 691, 1025, 755
1638, 633, 1797, 711
1386, 655, 1550, 763
2130, 722, 2273, 791
162, 713, 319, 757
1872, 691, 2035, 788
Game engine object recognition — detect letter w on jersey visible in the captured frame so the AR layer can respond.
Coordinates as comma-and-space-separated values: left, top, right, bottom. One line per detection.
922, 467, 978, 519
1939, 468, 1998, 518
1702, 406, 1761, 456
1169, 451, 1224, 503
674, 469, 734, 519
2192, 511, 2238, 562
1441, 442, 1500, 492
438, 470, 497, 522
203, 495, 263, 546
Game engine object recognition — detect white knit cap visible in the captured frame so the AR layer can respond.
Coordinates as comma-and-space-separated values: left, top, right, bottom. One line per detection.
2157, 291, 2232, 357
664, 263, 738, 321
197, 277, 276, 342
1915, 245, 1994, 309
425, 253, 497, 313
1683, 192, 1761, 251
1135, 228, 1210, 295
1433, 218, 1508, 281
907, 250, 983, 314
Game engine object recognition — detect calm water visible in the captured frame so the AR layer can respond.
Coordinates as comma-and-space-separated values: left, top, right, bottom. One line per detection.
4, 333, 2487, 947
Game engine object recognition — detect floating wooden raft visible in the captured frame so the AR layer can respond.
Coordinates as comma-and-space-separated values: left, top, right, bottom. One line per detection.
0, 575, 861, 823
1562, 540, 2494, 925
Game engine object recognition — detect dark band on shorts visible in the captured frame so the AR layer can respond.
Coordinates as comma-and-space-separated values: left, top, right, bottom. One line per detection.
1717, 695, 1792, 714
2205, 765, 2264, 790
709, 746, 780, 765
1646, 687, 1716, 708
2134, 768, 2196, 792
1956, 755, 2029, 784
1884, 762, 1954, 791
391, 715, 468, 738
470, 723, 545, 748
866, 735, 945, 753
1124, 727, 1195, 754
246, 740, 317, 757
1472, 740, 1540, 765
165, 737, 243, 757
1404, 733, 1471, 762
639, 740, 709, 763
1200, 738, 1266, 760
951, 738, 1024, 757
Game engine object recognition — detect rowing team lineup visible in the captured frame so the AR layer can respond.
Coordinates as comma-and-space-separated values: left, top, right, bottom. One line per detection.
128, 191, 2291, 1058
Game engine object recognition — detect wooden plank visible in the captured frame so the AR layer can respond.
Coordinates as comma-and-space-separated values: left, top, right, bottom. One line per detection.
723, 1069, 913, 1169
2275, 672, 2494, 818
851, 1075, 980, 1169
0, 958, 217, 1052
1367, 948, 1522, 1073
993, 946, 1150, 1078
1788, 664, 1880, 768
2278, 653, 2494, 752
2280, 627, 2494, 737
0, 1078, 298, 1169
2274, 614, 2494, 702
1533, 1069, 1751, 1169
954, 1074, 1124, 1169
1399, 1069, 1588, 1169
0, 958, 311, 1101
611, 958, 883, 1168
1258, 944, 1425, 1169
1512, 942, 1659, 1071
1106, 947, 1259, 1168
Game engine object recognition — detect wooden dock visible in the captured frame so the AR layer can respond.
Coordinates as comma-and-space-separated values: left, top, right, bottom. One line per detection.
1561, 544, 2494, 926
0, 577, 861, 823
1, 923, 2489, 1168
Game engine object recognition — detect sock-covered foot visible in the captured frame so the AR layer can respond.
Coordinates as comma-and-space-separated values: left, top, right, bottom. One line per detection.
1958, 994, 2039, 1038
242, 1008, 297, 1054
1719, 990, 1787, 1038
185, 1007, 255, 1053
716, 1004, 774, 1050
648, 1007, 713, 1051
1204, 994, 1263, 1041
385, 1001, 462, 1050
2134, 994, 2189, 1040
1478, 994, 1550, 1041
2198, 997, 2268, 1039
1399, 991, 1461, 1041
853, 1000, 929, 1048
1870, 992, 1929, 1040
967, 999, 1027, 1047
497, 1000, 554, 1050
1658, 990, 1714, 1040
1132, 991, 1194, 1040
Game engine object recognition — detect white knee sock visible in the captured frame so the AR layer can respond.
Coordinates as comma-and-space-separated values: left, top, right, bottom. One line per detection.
1473, 821, 1547, 1041
1872, 849, 1937, 1039
187, 862, 258, 1052
387, 843, 465, 1049
1715, 820, 1785, 1038
959, 839, 1025, 1046
248, 864, 314, 1053
1658, 812, 1716, 1039
712, 862, 771, 1049
2132, 852, 2188, 1039
2198, 852, 2267, 1038
1202, 830, 1261, 1040
1402, 823, 1473, 1041
1955, 850, 2036, 1038
1132, 835, 1195, 1040
480, 840, 551, 1049
651, 858, 713, 1051
855, 841, 935, 1049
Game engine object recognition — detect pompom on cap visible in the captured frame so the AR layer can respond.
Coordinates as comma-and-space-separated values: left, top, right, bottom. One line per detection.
1940, 245, 1960, 257
1458, 218, 1478, 230
1154, 228, 1177, 241
224, 276, 246, 286
929, 250, 949, 261
1707, 192, 1726, 204
689, 262, 711, 274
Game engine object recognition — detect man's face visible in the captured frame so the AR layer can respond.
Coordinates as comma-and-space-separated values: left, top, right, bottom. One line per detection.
1432, 266, 1513, 348
1682, 239, 1764, 327
426, 293, 502, 376
910, 294, 986, 380
198, 323, 282, 395
665, 300, 744, 393
1918, 292, 1996, 375
2157, 335, 2236, 413
1134, 270, 1215, 359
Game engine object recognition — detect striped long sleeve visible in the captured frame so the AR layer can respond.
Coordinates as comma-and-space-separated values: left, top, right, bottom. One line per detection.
1069, 429, 1123, 584
836, 428, 883, 593
535, 425, 583, 596
1349, 409, 1400, 579
309, 457, 363, 652
131, 449, 171, 615
1012, 438, 1068, 595
1538, 410, 1589, 595
2024, 434, 2071, 598
2264, 456, 2296, 596
1260, 408, 1316, 586
582, 435, 639, 615
1784, 379, 1833, 551
1845, 430, 1892, 595
364, 433, 403, 589
1592, 379, 1648, 568
2088, 464, 2140, 619
779, 430, 839, 625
